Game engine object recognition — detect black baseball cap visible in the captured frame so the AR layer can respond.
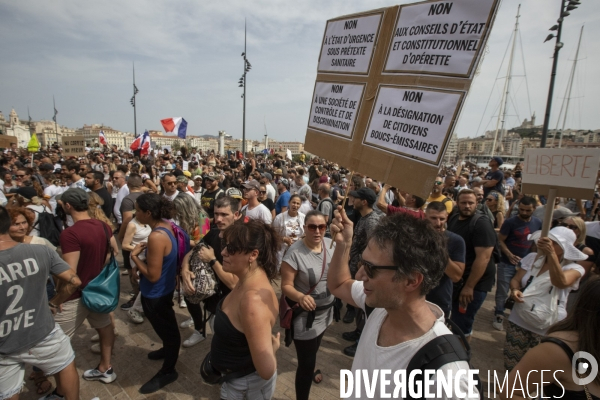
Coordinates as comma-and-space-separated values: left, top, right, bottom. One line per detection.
349, 187, 377, 206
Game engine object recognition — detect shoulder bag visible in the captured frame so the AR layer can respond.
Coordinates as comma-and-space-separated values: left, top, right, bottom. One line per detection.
279, 240, 327, 329
81, 224, 120, 313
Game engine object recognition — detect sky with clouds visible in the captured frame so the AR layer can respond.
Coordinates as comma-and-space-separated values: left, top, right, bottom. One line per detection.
1, 0, 598, 143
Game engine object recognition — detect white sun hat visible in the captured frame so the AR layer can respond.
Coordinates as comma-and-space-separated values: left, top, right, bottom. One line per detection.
528, 226, 588, 262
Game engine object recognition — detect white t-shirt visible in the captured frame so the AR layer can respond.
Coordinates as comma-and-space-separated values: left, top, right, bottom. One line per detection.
508, 253, 584, 335
585, 221, 600, 240
113, 185, 130, 224
44, 184, 66, 215
265, 184, 276, 202
299, 200, 313, 216
349, 281, 478, 399
243, 203, 273, 224
162, 190, 179, 202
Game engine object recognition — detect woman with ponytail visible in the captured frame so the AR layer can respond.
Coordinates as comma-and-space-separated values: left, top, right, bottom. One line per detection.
207, 219, 281, 399
130, 194, 181, 394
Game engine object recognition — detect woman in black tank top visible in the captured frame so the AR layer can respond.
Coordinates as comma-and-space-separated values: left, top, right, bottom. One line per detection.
500, 276, 600, 399
209, 219, 280, 399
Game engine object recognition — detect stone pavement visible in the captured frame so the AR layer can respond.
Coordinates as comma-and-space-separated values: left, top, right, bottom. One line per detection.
21, 272, 506, 400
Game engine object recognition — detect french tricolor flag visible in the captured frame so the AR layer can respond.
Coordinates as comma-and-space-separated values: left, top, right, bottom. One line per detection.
99, 130, 108, 146
161, 117, 188, 139
130, 130, 151, 155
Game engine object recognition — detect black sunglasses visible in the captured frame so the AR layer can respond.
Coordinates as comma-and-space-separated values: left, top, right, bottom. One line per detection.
358, 256, 397, 278
221, 239, 242, 255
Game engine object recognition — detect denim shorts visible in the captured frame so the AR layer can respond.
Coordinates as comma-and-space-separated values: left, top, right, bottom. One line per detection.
222, 371, 277, 400
0, 324, 75, 400
450, 290, 488, 336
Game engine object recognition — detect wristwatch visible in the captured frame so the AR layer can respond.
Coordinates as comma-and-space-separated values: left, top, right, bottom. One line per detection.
209, 259, 217, 267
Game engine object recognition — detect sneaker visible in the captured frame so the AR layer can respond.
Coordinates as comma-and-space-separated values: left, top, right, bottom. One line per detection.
492, 315, 504, 331
90, 333, 100, 342
180, 317, 194, 329
120, 296, 137, 311
83, 365, 117, 384
343, 342, 358, 357
179, 297, 187, 308
342, 329, 361, 342
139, 370, 178, 394
183, 330, 205, 348
128, 309, 144, 324
122, 269, 129, 275
343, 307, 356, 324
38, 389, 64, 400
91, 343, 101, 354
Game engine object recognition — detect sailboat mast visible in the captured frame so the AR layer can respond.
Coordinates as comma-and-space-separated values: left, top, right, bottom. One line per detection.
491, 4, 520, 158
558, 25, 584, 148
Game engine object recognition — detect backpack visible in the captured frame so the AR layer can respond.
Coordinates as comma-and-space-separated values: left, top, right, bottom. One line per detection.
448, 211, 502, 264
31, 206, 62, 246
168, 220, 191, 271
317, 198, 335, 225
365, 306, 482, 399
184, 243, 218, 304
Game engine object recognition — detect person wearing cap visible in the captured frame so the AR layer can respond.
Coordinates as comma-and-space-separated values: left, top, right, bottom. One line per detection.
200, 172, 225, 221
55, 188, 120, 384
192, 175, 204, 204
175, 174, 197, 203
275, 178, 291, 215
481, 157, 505, 197
273, 169, 283, 184
342, 187, 384, 356
241, 179, 273, 224
532, 198, 579, 225
504, 226, 588, 371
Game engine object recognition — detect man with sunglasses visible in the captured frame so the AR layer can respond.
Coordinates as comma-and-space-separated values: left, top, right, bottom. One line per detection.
493, 196, 541, 331
161, 173, 179, 201
342, 187, 383, 355
426, 176, 453, 213
328, 210, 478, 398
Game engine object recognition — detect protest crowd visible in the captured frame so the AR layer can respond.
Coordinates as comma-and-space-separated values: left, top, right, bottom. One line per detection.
1, 142, 599, 400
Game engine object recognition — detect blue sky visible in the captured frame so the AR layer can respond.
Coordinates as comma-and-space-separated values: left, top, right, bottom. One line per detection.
1, 0, 598, 141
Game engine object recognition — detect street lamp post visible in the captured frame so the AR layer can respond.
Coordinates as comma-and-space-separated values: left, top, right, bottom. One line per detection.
239, 20, 252, 158
540, 0, 580, 148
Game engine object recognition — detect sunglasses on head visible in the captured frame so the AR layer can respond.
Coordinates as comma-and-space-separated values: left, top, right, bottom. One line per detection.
358, 256, 397, 278
306, 224, 327, 232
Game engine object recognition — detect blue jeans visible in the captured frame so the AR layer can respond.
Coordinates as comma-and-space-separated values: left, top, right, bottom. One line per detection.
494, 261, 517, 316
450, 289, 487, 336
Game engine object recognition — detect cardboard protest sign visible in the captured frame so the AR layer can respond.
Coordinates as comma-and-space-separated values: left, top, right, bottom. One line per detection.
318, 13, 383, 75
384, 0, 497, 77
62, 135, 86, 158
308, 82, 366, 139
521, 148, 600, 199
363, 85, 464, 165
304, 0, 499, 199
0, 135, 18, 149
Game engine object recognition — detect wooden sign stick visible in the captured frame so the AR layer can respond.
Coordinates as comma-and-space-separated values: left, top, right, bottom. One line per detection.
330, 171, 354, 249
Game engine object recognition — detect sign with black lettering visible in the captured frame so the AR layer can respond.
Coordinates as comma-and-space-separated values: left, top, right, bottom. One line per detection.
522, 148, 600, 199
304, 0, 500, 199
308, 82, 365, 139
384, 0, 497, 77
318, 13, 383, 74
364, 86, 463, 165
62, 135, 86, 158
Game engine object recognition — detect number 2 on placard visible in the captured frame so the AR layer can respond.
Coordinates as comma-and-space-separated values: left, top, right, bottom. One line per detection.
6, 285, 24, 315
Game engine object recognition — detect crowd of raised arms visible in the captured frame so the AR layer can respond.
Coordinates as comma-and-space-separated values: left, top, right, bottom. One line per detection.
0, 144, 599, 400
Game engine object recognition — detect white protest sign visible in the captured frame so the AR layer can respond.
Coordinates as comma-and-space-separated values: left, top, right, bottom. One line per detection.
522, 148, 600, 199
183, 161, 189, 171
318, 13, 383, 74
384, 0, 496, 77
363, 85, 463, 165
308, 82, 365, 139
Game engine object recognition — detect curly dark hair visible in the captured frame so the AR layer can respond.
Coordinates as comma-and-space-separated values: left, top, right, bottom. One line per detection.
135, 193, 175, 221
370, 213, 448, 295
221, 219, 281, 281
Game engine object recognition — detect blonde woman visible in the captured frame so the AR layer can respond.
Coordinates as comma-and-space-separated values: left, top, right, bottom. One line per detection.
88, 191, 115, 230
485, 190, 505, 231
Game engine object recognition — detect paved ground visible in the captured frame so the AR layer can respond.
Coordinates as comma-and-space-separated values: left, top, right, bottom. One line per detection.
21, 270, 506, 400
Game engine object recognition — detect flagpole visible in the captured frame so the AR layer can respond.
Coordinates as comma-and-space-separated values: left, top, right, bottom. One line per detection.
52, 96, 58, 136
242, 20, 247, 158
133, 63, 137, 137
